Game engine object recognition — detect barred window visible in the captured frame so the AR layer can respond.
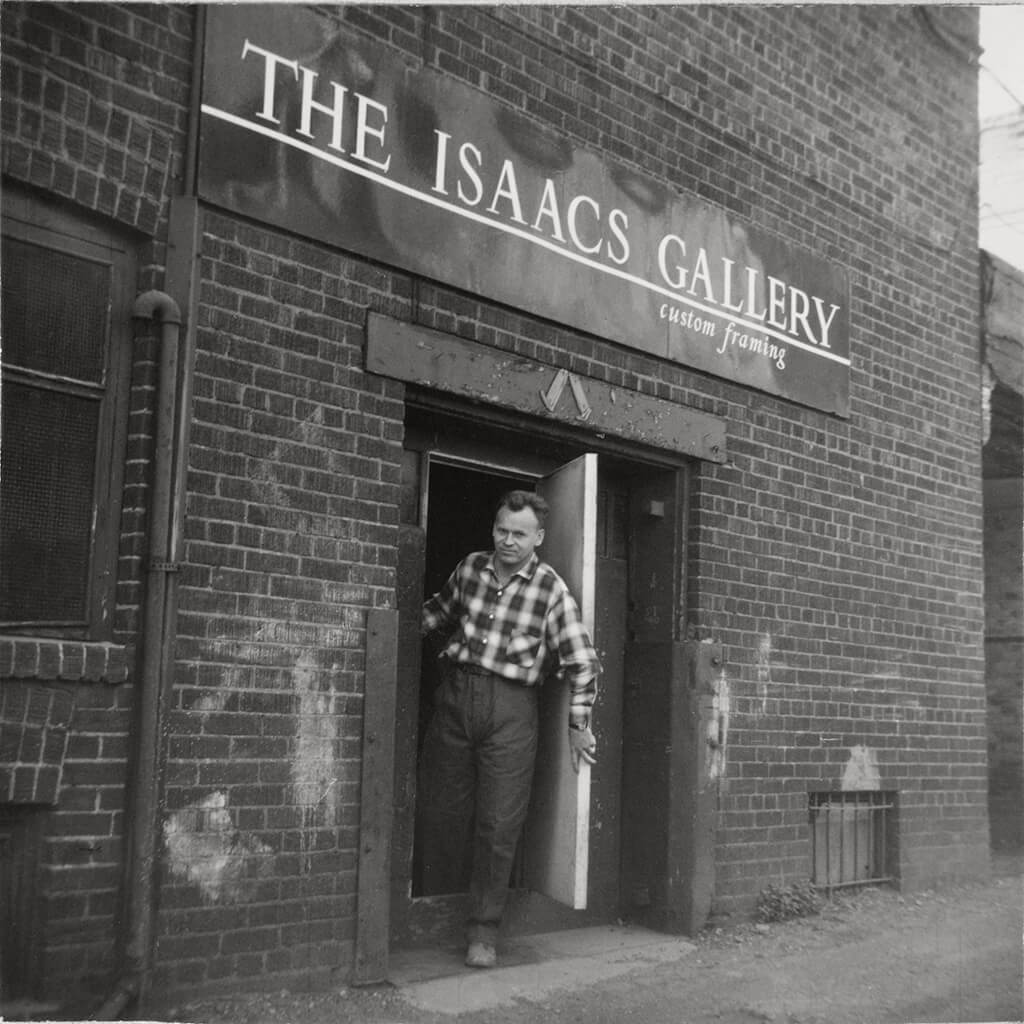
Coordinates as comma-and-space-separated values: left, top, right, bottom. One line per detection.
809, 790, 898, 891
1, 193, 134, 637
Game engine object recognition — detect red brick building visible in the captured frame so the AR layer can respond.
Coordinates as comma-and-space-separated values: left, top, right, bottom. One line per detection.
1, 3, 991, 1015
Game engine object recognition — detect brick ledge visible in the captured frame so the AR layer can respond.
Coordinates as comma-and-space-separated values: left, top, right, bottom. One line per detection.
0, 636, 129, 684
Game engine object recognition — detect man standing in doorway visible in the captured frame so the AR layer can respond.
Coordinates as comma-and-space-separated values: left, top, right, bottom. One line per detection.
420, 489, 600, 968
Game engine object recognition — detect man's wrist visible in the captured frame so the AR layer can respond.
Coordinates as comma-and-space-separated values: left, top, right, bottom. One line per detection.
569, 720, 589, 732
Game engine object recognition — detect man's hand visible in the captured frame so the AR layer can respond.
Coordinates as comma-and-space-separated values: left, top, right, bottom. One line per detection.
569, 725, 597, 773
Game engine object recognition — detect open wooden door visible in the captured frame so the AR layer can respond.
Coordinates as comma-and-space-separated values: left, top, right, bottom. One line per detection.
523, 453, 598, 909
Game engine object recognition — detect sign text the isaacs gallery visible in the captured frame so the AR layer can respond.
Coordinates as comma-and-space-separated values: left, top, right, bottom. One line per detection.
199, 7, 851, 416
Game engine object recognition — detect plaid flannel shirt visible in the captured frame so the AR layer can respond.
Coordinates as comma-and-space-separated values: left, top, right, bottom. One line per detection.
422, 551, 600, 727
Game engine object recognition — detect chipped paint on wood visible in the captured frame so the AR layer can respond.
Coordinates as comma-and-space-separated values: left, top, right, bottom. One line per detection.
705, 660, 730, 783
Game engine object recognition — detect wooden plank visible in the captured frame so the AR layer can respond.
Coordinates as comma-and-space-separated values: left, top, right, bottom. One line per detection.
524, 454, 598, 909
389, 524, 425, 947
366, 313, 727, 463
668, 640, 720, 934
354, 608, 399, 984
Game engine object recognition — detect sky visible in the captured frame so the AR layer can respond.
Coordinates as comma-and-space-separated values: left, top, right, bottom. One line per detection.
978, 5, 1024, 269
978, 4, 1024, 119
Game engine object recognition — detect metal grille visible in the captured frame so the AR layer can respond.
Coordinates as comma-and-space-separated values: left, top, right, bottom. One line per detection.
0, 381, 99, 624
1, 236, 110, 384
809, 791, 896, 891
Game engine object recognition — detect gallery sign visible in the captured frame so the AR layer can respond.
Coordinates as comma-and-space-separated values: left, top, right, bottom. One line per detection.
199, 6, 851, 417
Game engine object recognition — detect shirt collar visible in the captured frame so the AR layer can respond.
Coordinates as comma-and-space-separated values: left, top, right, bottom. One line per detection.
485, 551, 540, 582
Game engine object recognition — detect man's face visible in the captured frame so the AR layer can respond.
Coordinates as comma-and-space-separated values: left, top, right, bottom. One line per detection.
492, 505, 544, 574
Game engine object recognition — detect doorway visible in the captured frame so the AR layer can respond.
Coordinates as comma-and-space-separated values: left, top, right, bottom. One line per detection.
390, 411, 690, 948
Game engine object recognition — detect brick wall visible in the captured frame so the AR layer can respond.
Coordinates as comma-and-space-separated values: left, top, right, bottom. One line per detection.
2, 0, 988, 1006
153, 213, 409, 991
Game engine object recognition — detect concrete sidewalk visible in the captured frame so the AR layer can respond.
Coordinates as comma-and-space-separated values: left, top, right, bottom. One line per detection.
387, 925, 697, 1015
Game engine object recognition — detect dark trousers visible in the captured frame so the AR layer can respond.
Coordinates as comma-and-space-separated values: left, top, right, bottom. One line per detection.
418, 664, 539, 945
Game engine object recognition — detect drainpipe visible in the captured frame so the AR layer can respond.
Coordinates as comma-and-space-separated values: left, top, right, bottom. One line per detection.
93, 291, 182, 1019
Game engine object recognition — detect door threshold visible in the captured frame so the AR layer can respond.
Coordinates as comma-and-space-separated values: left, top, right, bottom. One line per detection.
389, 924, 697, 1015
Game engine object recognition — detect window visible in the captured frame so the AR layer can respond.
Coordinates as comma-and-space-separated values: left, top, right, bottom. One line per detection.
809, 790, 897, 890
0, 192, 134, 638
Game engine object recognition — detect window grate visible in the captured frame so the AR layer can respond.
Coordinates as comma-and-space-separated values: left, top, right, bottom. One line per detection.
1, 236, 110, 383
809, 791, 896, 891
0, 382, 99, 623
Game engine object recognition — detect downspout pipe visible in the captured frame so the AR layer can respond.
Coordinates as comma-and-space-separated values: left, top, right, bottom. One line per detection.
94, 291, 182, 1019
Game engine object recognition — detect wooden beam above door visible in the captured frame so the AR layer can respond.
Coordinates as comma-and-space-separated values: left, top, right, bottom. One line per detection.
366, 313, 727, 464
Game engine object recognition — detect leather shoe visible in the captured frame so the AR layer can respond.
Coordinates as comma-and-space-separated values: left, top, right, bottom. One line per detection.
465, 941, 497, 968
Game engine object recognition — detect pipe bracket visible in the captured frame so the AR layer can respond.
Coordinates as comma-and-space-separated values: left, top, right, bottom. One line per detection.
147, 560, 181, 573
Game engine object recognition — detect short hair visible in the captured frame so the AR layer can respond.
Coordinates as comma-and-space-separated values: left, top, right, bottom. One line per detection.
496, 489, 549, 528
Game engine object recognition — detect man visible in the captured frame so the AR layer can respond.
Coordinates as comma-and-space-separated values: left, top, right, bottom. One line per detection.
419, 489, 600, 968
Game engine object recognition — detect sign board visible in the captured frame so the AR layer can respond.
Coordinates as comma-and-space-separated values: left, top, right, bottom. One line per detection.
199, 6, 851, 417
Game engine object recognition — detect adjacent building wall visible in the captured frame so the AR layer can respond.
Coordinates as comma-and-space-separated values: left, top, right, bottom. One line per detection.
981, 252, 1024, 851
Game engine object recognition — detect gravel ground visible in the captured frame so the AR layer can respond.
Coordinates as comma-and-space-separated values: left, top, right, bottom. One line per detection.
159, 851, 1023, 1024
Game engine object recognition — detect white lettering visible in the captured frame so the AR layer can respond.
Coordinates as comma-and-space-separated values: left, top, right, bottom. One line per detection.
487, 159, 526, 224
457, 142, 484, 206
657, 233, 687, 290
720, 258, 745, 313
788, 286, 813, 344
658, 303, 716, 336
354, 94, 391, 172
567, 195, 602, 255
297, 66, 347, 151
688, 246, 715, 303
813, 297, 839, 349
606, 207, 630, 265
432, 130, 451, 195
745, 266, 767, 322
241, 40, 299, 125
716, 321, 787, 370
766, 275, 788, 330
532, 179, 565, 242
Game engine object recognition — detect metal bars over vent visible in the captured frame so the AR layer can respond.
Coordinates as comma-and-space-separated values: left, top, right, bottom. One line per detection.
809, 791, 896, 891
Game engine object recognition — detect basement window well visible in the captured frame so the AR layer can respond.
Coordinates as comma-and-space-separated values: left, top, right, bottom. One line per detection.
809, 791, 897, 891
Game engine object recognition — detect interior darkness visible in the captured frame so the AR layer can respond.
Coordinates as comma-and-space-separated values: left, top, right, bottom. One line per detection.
423, 462, 534, 602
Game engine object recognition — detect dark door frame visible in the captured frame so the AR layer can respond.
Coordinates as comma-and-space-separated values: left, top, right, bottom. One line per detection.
355, 394, 716, 981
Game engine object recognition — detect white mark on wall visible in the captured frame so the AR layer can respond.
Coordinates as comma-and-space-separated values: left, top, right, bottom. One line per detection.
705, 661, 730, 784
756, 633, 772, 714
192, 691, 227, 714
190, 661, 248, 720
250, 457, 292, 509
164, 791, 271, 903
293, 650, 341, 869
246, 404, 334, 509
295, 403, 326, 447
180, 405, 352, 886
841, 745, 880, 790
